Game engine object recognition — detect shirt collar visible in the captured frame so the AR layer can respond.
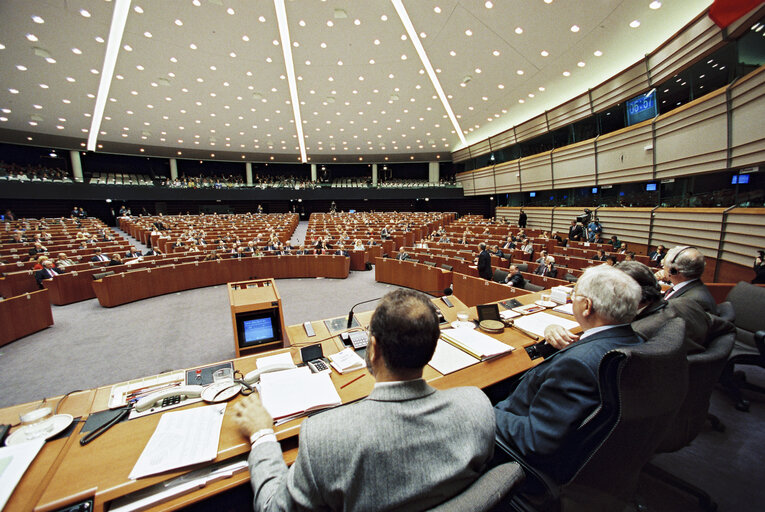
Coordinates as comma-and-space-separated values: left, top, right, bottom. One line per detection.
580, 323, 630, 340
672, 278, 698, 292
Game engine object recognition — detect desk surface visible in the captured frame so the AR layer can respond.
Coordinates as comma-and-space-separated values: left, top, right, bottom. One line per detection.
4, 291, 570, 512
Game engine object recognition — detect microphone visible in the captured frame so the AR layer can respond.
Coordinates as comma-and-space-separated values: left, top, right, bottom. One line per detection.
346, 297, 384, 329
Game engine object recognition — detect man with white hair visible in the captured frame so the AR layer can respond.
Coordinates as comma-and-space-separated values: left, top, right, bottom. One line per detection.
662, 246, 717, 314
494, 265, 642, 478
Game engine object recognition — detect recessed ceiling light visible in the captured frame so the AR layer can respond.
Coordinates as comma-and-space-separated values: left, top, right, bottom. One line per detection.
65, 76, 75, 82
629, 20, 641, 28
0, 44, 4, 50
465, 29, 473, 36
529, 93, 535, 98
32, 15, 44, 24
2, 109, 11, 114
79, 9, 91, 18
29, 121, 37, 126
134, 5, 144, 14
545, 0, 553, 3
227, 8, 235, 15
8, 88, 18, 94
649, 1, 662, 9
16, 65, 27, 71
518, 99, 525, 104
570, 25, 580, 32
26, 33, 39, 42
434, 6, 441, 13
563, 71, 571, 76
485, 1, 494, 7
189, 43, 197, 49
354, 19, 361, 26
594, 50, 603, 56
39, 83, 49, 88
401, 54, 407, 60
72, 47, 82, 54
541, 50, 549, 57
136, 65, 144, 70
62, 99, 70, 103
144, 31, 152, 38
515, 27, 523, 34
498, 84, 504, 89
492, 50, 500, 56
272, 39, 279, 45
33, 104, 42, 109
577, 61, 586, 67
327, 20, 334, 27
174, 19, 183, 26
95, 36, 105, 43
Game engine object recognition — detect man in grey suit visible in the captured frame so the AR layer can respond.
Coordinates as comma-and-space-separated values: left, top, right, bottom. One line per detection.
662, 246, 717, 314
233, 289, 495, 512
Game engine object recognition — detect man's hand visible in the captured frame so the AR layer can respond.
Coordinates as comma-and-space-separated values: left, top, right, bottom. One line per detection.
544, 324, 580, 350
232, 394, 274, 439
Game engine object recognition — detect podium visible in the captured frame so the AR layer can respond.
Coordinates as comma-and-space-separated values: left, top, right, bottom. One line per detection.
228, 278, 289, 356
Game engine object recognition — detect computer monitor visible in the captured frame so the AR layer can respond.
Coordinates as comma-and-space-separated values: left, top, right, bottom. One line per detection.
529, 192, 536, 197
235, 308, 283, 350
646, 183, 657, 191
626, 89, 657, 126
732, 174, 750, 185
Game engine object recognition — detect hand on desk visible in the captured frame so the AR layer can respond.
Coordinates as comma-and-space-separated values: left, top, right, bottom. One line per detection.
233, 394, 274, 439
544, 324, 580, 350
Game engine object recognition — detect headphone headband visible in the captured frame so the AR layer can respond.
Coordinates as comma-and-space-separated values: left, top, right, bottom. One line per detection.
669, 246, 694, 275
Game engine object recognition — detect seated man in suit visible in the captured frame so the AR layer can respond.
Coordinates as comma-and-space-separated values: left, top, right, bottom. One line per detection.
125, 247, 142, 258
35, 259, 60, 287
504, 265, 526, 288
551, 230, 564, 246
233, 289, 495, 511
648, 244, 667, 264
91, 248, 110, 263
396, 246, 409, 260
494, 265, 642, 479
662, 246, 717, 314
545, 261, 732, 355
534, 256, 557, 278
502, 236, 516, 250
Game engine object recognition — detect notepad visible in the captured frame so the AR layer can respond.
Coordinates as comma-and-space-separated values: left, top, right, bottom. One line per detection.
328, 348, 366, 374
259, 367, 342, 422
513, 312, 579, 338
439, 328, 514, 361
428, 339, 480, 375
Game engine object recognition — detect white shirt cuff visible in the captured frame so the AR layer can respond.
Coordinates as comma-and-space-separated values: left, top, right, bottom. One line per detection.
249, 428, 276, 448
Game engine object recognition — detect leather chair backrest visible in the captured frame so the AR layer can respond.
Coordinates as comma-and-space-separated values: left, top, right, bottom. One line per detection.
515, 263, 529, 273
492, 268, 509, 283
524, 282, 544, 292
427, 462, 524, 512
725, 282, 765, 347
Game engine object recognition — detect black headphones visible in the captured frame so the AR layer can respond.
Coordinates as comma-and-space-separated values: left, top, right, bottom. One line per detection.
668, 246, 694, 275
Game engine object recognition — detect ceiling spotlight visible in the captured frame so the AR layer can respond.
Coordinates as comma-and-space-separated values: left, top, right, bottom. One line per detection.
570, 25, 580, 32
79, 9, 91, 18
629, 20, 641, 28
649, 1, 662, 9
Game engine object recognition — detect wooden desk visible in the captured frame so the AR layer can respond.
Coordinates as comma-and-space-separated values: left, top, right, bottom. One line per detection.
0, 289, 54, 347
4, 294, 556, 512
374, 257, 452, 295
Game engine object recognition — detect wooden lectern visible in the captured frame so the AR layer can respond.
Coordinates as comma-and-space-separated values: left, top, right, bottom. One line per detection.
228, 278, 289, 357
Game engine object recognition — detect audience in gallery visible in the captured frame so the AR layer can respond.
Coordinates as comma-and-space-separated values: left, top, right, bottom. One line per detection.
0, 161, 71, 182
234, 289, 494, 511
494, 265, 642, 482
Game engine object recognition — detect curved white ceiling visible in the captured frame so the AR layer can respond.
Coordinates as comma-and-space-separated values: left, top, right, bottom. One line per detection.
0, 0, 713, 162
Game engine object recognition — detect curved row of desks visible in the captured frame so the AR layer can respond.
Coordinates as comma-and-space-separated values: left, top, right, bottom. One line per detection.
0, 289, 54, 347
92, 255, 350, 307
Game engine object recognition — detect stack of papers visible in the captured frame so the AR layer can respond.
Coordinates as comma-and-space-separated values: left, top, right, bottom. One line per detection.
552, 303, 574, 315
0, 439, 45, 510
428, 339, 480, 375
328, 348, 366, 374
513, 312, 579, 338
259, 367, 342, 423
439, 328, 514, 361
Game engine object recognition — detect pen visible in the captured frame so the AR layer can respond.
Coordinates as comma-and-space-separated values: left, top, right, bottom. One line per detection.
510, 323, 540, 342
340, 374, 365, 389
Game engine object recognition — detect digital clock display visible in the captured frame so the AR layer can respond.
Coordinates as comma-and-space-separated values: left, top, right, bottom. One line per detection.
626, 90, 657, 125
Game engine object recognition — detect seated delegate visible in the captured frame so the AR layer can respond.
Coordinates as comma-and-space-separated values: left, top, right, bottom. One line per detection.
234, 289, 495, 511
494, 265, 642, 479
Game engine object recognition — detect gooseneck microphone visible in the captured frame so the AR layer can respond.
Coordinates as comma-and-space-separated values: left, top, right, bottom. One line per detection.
345, 288, 454, 328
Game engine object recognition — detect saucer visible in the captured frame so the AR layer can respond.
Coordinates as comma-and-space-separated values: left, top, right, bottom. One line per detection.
5, 414, 74, 446
451, 321, 476, 329
535, 300, 557, 308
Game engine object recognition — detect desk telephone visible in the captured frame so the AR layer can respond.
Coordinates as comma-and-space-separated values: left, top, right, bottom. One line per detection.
133, 363, 297, 413
341, 331, 369, 350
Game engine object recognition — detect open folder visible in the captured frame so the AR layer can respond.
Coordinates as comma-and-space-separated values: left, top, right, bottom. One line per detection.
439, 328, 514, 361
259, 367, 342, 423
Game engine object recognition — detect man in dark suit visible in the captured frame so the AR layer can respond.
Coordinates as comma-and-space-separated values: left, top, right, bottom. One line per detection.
476, 242, 492, 280
396, 246, 409, 260
504, 265, 526, 289
35, 259, 60, 287
233, 289, 495, 511
518, 208, 527, 228
494, 265, 642, 479
662, 246, 717, 314
502, 236, 516, 250
648, 245, 667, 264
568, 220, 584, 242
91, 248, 109, 262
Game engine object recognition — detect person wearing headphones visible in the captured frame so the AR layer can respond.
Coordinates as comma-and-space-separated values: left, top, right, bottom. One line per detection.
662, 246, 717, 314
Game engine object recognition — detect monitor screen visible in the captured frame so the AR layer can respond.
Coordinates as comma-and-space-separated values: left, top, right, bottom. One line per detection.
236, 309, 282, 349
626, 89, 657, 126
529, 192, 536, 197
646, 183, 657, 191
591, 187, 598, 194
732, 174, 750, 184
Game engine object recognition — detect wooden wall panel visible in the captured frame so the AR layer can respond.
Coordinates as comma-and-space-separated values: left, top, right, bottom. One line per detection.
494, 159, 521, 193
453, 147, 472, 163
552, 207, 583, 237
525, 207, 553, 232
654, 90, 727, 179
547, 93, 592, 131
591, 61, 650, 113
489, 127, 516, 150
471, 139, 492, 158
651, 208, 725, 258
514, 113, 548, 143
495, 206, 515, 225
593, 208, 653, 245
519, 151, 553, 191
552, 139, 596, 188
720, 208, 765, 267
456, 171, 475, 195
472, 166, 496, 195
648, 15, 723, 86
596, 120, 654, 186
730, 67, 765, 169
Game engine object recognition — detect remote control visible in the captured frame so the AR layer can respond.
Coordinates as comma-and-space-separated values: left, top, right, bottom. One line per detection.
304, 321, 316, 337
441, 296, 453, 308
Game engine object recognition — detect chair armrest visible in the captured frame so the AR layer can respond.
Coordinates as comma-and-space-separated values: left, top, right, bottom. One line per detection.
755, 330, 765, 357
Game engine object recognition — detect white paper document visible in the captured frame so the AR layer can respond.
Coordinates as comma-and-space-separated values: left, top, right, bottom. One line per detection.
439, 328, 514, 360
513, 312, 579, 338
256, 352, 295, 369
552, 303, 574, 315
0, 438, 45, 510
328, 348, 366, 374
259, 367, 342, 421
129, 404, 226, 480
428, 339, 480, 375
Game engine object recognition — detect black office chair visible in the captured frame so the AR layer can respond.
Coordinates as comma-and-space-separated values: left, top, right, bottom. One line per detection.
515, 263, 529, 273
523, 282, 544, 293
642, 326, 735, 511
718, 282, 765, 411
501, 318, 688, 511
408, 258, 420, 264
492, 268, 509, 283
564, 273, 578, 283
440, 264, 454, 271
427, 462, 524, 512
92, 270, 115, 280
424, 261, 436, 267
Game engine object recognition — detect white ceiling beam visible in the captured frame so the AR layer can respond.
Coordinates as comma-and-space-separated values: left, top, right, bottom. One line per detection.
274, 0, 307, 163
